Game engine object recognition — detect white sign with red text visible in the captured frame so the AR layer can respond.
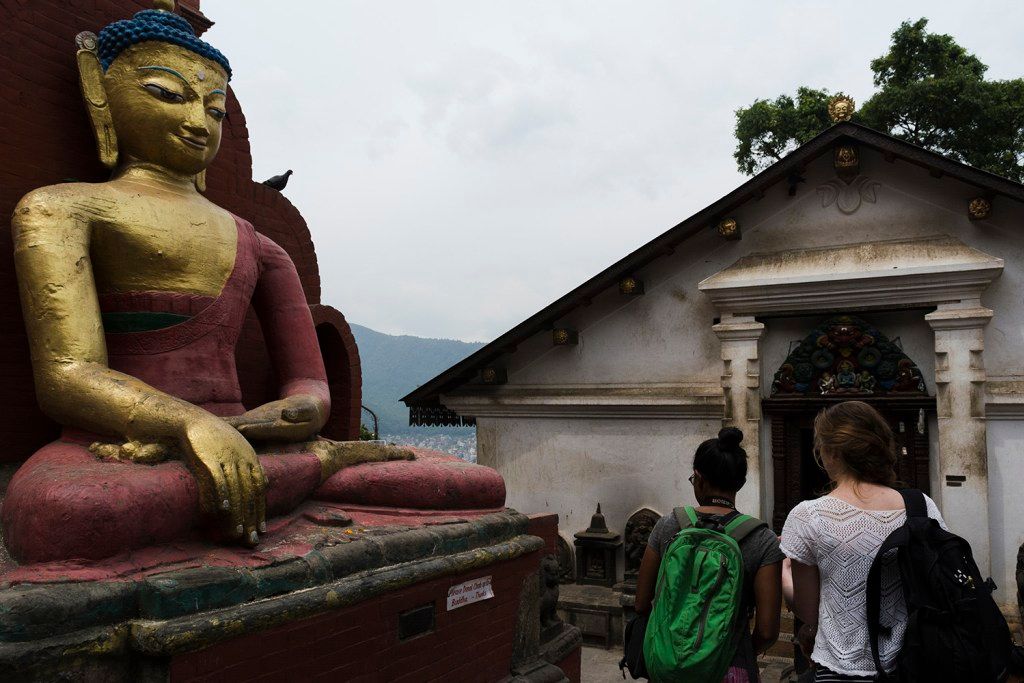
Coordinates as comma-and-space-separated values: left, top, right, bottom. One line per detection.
446, 575, 494, 611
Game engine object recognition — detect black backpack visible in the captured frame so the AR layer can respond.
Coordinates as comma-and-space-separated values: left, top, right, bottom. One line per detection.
619, 611, 649, 679
866, 489, 1023, 682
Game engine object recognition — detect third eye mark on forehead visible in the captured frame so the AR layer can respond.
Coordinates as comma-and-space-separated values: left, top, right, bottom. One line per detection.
137, 66, 225, 97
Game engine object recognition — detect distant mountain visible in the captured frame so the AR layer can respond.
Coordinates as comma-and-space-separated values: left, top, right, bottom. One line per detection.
349, 324, 484, 436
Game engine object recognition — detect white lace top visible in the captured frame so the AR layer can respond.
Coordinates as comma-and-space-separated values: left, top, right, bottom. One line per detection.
781, 494, 946, 676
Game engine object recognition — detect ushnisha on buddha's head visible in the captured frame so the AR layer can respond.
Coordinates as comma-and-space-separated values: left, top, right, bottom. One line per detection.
76, 0, 230, 181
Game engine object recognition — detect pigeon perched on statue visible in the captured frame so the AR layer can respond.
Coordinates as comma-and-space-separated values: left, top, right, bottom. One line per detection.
262, 169, 292, 191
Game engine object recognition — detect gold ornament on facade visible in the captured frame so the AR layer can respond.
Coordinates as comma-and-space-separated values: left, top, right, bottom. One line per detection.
833, 143, 860, 184
618, 276, 644, 296
481, 367, 508, 384
552, 328, 578, 346
717, 218, 739, 239
834, 145, 858, 169
968, 197, 992, 220
827, 94, 855, 123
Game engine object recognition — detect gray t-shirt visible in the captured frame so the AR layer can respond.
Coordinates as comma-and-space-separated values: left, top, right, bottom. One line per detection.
647, 509, 784, 679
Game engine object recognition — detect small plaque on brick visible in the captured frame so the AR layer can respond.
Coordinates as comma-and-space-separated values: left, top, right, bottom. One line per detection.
446, 576, 493, 611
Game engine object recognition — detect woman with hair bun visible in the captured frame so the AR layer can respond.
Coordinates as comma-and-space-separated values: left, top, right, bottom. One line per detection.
635, 427, 784, 682
781, 401, 946, 681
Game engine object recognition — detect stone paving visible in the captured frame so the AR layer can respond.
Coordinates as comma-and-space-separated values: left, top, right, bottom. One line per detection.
580, 645, 793, 682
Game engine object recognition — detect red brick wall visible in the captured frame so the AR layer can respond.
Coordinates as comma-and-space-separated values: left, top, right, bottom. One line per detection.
528, 513, 560, 556
0, 0, 359, 459
169, 550, 543, 683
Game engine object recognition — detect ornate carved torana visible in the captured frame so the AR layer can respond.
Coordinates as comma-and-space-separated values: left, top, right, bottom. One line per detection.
771, 315, 927, 398
765, 315, 933, 532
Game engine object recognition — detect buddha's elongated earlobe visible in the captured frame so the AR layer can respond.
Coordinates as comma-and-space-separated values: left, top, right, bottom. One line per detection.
75, 32, 118, 169
195, 170, 207, 192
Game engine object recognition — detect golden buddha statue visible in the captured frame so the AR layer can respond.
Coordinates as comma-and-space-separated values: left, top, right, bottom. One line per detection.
3, 1, 504, 565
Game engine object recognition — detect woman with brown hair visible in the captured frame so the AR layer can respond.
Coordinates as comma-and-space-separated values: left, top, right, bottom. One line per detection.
781, 401, 945, 682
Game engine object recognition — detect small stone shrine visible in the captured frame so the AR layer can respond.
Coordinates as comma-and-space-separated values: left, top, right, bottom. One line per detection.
573, 505, 621, 588
0, 1, 580, 680
553, 505, 624, 649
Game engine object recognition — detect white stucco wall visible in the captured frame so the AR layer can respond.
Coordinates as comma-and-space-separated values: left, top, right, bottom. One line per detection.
987, 420, 1024, 611
476, 415, 722, 579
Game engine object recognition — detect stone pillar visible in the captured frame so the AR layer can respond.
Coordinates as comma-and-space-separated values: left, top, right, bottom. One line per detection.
925, 302, 993, 575
713, 315, 766, 518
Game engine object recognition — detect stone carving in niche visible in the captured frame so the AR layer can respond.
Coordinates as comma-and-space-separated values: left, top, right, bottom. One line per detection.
817, 176, 881, 214
624, 508, 661, 582
556, 535, 575, 584
770, 315, 927, 397
539, 554, 563, 639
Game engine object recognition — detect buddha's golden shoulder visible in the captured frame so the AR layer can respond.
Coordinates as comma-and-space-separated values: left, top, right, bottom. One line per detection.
14, 182, 125, 230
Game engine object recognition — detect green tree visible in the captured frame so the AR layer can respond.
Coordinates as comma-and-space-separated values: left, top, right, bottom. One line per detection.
733, 19, 1024, 181
733, 87, 833, 174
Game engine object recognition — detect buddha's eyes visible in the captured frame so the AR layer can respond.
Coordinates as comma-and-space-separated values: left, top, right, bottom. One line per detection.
143, 83, 186, 104
207, 107, 227, 122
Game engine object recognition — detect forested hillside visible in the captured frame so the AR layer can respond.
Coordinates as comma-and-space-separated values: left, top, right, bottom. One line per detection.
350, 324, 483, 437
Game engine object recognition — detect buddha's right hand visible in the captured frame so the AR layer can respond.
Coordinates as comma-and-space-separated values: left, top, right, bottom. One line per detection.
181, 416, 268, 546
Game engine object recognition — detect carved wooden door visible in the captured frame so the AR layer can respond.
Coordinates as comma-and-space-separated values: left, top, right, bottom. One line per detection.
766, 400, 933, 534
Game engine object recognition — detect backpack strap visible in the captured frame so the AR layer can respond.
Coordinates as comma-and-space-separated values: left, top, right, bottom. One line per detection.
865, 522, 911, 678
723, 514, 767, 544
900, 488, 927, 519
674, 506, 699, 531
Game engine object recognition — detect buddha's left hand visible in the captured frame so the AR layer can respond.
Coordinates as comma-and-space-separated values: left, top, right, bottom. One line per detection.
224, 394, 327, 442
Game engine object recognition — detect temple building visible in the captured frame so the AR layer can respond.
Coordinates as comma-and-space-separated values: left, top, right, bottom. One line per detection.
405, 121, 1024, 620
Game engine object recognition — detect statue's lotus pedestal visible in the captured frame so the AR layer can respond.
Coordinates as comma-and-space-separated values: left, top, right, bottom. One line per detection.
0, 465, 580, 682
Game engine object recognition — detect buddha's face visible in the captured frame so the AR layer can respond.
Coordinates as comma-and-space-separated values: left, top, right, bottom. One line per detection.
104, 42, 228, 175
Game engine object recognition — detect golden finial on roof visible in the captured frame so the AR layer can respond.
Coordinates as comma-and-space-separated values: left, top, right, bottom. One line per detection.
154, 0, 175, 11
828, 94, 855, 123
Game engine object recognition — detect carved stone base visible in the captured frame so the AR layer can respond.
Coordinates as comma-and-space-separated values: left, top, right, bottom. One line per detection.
556, 583, 624, 649
0, 510, 570, 681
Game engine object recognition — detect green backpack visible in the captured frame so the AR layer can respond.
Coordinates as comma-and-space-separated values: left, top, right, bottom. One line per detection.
643, 507, 765, 682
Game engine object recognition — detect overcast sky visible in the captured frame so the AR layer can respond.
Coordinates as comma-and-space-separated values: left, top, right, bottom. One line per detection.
204, 1, 1024, 342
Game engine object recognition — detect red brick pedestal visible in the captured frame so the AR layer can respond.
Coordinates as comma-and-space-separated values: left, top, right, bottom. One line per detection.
169, 550, 544, 682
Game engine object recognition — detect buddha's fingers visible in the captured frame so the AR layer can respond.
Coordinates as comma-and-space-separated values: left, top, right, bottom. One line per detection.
237, 461, 259, 546
250, 463, 267, 535
281, 403, 318, 424
204, 463, 231, 520
221, 462, 244, 540
235, 419, 317, 443
127, 441, 171, 463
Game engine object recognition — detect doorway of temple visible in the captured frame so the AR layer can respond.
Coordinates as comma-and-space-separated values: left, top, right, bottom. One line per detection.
761, 315, 935, 533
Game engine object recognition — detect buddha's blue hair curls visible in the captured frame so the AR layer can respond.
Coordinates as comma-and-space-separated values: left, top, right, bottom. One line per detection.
97, 9, 231, 80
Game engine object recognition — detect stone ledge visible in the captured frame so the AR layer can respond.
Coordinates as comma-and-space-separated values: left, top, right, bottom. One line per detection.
0, 531, 543, 675
131, 533, 544, 656
699, 235, 1003, 316
0, 510, 528, 645
443, 384, 725, 420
